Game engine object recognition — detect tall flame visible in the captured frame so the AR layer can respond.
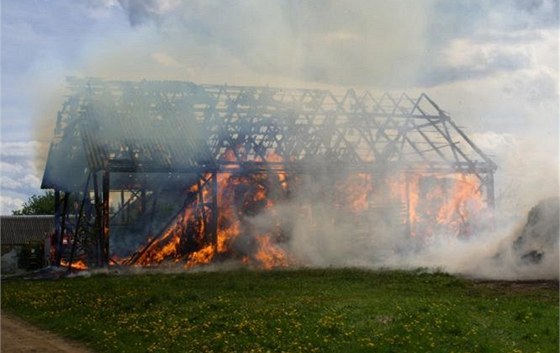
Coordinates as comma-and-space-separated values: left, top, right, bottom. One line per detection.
136, 150, 294, 268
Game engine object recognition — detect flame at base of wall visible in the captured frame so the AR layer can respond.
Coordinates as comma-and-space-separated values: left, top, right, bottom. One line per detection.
131, 164, 491, 269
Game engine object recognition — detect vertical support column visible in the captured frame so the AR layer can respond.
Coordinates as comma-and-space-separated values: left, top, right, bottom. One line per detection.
486, 172, 495, 209
92, 171, 103, 267
56, 192, 70, 266
197, 178, 208, 239
148, 189, 159, 235
68, 172, 92, 272
120, 189, 125, 223
141, 188, 147, 214
405, 172, 412, 238
102, 170, 110, 265
210, 171, 219, 250
53, 190, 61, 266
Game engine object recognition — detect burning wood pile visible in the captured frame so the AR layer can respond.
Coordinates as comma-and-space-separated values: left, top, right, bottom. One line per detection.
41, 78, 496, 270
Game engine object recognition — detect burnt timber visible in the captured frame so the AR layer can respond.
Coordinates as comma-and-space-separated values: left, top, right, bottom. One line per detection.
41, 78, 497, 268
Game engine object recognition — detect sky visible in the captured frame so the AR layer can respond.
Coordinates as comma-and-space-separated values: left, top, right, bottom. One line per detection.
0, 0, 558, 215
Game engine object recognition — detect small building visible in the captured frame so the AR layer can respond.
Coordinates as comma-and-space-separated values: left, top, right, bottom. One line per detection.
1, 215, 54, 272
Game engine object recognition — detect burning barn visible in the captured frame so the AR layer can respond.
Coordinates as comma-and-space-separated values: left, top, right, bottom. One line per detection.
41, 78, 497, 269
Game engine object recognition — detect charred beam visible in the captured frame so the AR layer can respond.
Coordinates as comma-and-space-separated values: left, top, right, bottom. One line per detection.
68, 172, 92, 272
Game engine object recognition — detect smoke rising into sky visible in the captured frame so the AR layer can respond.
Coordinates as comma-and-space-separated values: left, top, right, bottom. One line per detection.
1, 0, 558, 277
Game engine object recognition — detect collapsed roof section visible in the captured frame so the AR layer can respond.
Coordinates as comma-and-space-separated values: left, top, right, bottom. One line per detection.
41, 78, 496, 192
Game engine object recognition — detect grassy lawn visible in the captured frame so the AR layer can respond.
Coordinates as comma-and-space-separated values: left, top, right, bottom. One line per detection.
1, 268, 558, 353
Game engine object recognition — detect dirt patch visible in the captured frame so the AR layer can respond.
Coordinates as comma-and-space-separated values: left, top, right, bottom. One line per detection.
1, 313, 95, 353
471, 279, 559, 293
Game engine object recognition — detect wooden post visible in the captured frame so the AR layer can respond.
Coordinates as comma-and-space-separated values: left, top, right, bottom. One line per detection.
211, 172, 219, 249
68, 172, 91, 272
92, 172, 103, 267
120, 189, 125, 223
53, 190, 61, 266
141, 188, 146, 214
55, 192, 70, 266
102, 170, 110, 266
486, 172, 495, 209
405, 172, 412, 238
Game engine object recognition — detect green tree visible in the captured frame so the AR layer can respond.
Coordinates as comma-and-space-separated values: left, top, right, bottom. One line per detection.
12, 190, 55, 215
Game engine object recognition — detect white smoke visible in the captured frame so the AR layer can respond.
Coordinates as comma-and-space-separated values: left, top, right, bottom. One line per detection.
244, 173, 559, 280
89, 0, 560, 279
11, 1, 557, 278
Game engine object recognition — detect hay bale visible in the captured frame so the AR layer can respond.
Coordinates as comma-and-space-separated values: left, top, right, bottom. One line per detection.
1, 249, 18, 273
513, 197, 559, 264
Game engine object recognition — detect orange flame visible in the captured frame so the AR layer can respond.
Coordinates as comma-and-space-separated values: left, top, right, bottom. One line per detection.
336, 173, 373, 212
185, 244, 216, 268
133, 148, 490, 268
61, 259, 88, 270
253, 235, 290, 269
136, 149, 294, 269
434, 175, 485, 235
382, 171, 487, 237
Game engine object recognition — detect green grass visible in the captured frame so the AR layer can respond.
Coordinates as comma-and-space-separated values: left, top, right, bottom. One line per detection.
2, 268, 558, 353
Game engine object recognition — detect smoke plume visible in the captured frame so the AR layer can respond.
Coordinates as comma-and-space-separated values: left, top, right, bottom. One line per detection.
16, 1, 558, 279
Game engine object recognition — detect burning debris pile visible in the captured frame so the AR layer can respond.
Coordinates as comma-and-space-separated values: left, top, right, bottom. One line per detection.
132, 166, 294, 269
41, 78, 497, 270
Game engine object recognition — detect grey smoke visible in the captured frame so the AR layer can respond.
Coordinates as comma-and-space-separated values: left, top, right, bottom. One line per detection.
117, 0, 171, 27
112, 0, 558, 88
24, 1, 558, 280
243, 175, 559, 279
